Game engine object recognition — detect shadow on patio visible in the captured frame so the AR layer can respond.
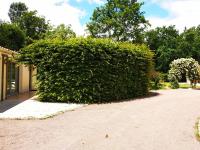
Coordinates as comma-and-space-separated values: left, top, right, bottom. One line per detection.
0, 91, 36, 113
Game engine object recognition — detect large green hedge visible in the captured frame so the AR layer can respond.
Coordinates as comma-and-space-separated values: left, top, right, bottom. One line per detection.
18, 38, 153, 103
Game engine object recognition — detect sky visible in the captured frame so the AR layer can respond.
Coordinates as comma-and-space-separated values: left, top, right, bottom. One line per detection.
0, 0, 200, 35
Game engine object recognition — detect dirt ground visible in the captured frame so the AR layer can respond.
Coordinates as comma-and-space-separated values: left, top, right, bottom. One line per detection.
1, 89, 200, 150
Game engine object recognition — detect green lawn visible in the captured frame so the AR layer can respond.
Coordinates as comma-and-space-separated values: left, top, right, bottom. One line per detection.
161, 82, 200, 89
179, 83, 200, 89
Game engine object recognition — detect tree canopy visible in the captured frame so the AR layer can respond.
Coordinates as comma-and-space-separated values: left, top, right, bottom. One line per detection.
44, 24, 76, 40
18, 10, 49, 44
145, 26, 180, 72
179, 26, 200, 61
7, 2, 49, 45
87, 0, 149, 43
8, 2, 28, 23
0, 23, 25, 50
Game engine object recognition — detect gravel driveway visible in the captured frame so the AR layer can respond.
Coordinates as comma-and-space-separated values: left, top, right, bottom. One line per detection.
1, 89, 200, 150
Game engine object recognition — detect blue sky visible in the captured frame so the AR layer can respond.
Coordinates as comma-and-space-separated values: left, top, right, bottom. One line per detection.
67, 0, 169, 26
1, 0, 200, 34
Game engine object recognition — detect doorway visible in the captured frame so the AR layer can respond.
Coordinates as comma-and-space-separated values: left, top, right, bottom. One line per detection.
6, 62, 19, 97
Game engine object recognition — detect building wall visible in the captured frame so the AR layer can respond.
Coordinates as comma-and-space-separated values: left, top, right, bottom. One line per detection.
0, 53, 2, 100
0, 47, 35, 101
31, 67, 37, 90
0, 53, 7, 100
3, 62, 6, 100
19, 65, 30, 93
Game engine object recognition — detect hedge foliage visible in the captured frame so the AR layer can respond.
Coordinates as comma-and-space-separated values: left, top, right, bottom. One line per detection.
18, 38, 153, 103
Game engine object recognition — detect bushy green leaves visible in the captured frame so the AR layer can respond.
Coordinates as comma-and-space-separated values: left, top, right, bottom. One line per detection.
44, 24, 76, 40
168, 58, 200, 88
0, 23, 25, 50
8, 2, 28, 23
18, 38, 153, 103
145, 25, 180, 72
87, 0, 149, 43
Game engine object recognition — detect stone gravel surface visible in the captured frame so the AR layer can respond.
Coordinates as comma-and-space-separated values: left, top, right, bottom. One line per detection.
0, 89, 200, 150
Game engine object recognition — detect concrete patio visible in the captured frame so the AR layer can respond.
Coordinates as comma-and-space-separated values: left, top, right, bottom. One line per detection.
0, 92, 84, 119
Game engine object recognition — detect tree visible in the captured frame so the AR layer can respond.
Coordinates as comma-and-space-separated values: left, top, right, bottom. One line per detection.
156, 46, 180, 72
0, 23, 25, 50
8, 2, 28, 23
178, 26, 200, 62
44, 24, 76, 40
168, 58, 200, 88
145, 26, 180, 72
18, 11, 49, 44
87, 0, 149, 43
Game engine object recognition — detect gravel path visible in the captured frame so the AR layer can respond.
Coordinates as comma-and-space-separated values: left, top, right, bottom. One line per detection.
1, 89, 200, 150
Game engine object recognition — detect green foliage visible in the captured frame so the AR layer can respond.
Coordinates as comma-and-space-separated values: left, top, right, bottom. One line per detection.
149, 71, 163, 90
44, 24, 76, 40
168, 58, 200, 88
160, 73, 169, 82
18, 38, 153, 103
179, 26, 200, 61
18, 11, 49, 44
8, 2, 28, 23
87, 0, 149, 43
0, 23, 25, 50
170, 80, 179, 89
7, 2, 49, 46
145, 25, 200, 73
145, 26, 180, 72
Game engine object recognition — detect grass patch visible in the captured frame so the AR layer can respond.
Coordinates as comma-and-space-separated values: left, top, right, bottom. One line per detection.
179, 83, 191, 89
153, 82, 200, 90
179, 83, 200, 89
162, 82, 171, 89
195, 118, 200, 141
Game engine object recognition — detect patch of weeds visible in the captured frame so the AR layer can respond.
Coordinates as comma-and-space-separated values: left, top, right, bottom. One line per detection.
194, 118, 200, 141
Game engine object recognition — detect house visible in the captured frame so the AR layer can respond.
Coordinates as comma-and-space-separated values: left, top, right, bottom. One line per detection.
0, 46, 36, 101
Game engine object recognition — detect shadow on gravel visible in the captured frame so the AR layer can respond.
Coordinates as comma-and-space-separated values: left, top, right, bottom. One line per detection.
192, 88, 200, 90
96, 92, 161, 104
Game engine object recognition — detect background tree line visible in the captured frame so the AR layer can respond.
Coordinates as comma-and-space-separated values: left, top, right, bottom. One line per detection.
1, 0, 200, 74
0, 2, 76, 50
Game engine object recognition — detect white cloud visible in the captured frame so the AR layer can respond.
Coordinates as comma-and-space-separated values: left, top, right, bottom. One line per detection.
88, 0, 104, 5
75, 0, 105, 5
0, 0, 86, 35
147, 0, 200, 32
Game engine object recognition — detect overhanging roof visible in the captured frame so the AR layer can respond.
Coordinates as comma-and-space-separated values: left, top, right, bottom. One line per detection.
0, 46, 18, 55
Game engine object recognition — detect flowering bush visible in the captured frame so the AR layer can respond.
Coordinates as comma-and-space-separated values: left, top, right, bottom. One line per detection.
168, 58, 200, 88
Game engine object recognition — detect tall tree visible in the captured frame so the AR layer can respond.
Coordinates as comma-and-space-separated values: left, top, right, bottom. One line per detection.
87, 0, 149, 43
45, 24, 76, 40
18, 11, 49, 44
145, 26, 180, 72
178, 26, 200, 62
8, 2, 28, 23
0, 23, 25, 50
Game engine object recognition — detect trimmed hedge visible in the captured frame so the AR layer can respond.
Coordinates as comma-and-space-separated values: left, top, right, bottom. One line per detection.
18, 38, 153, 103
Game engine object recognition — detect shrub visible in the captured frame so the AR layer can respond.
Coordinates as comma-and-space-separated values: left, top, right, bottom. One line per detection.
18, 38, 153, 103
170, 80, 179, 89
149, 71, 163, 90
168, 58, 200, 88
160, 73, 169, 82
